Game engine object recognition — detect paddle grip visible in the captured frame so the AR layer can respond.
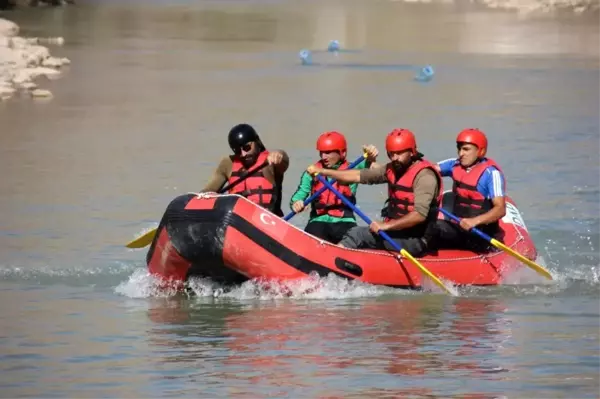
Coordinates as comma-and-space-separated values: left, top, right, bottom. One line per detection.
283, 154, 366, 222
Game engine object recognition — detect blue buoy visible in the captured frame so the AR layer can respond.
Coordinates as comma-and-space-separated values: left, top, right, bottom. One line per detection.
327, 40, 340, 53
415, 65, 435, 82
299, 49, 312, 65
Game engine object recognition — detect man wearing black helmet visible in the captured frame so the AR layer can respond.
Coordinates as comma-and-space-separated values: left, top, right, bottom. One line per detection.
200, 123, 289, 217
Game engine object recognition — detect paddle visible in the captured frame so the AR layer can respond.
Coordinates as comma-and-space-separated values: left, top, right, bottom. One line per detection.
313, 174, 455, 295
283, 154, 367, 221
125, 160, 269, 249
438, 208, 553, 280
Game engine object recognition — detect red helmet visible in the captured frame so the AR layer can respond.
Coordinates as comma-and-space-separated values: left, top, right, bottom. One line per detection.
456, 128, 487, 157
385, 129, 417, 155
316, 131, 347, 154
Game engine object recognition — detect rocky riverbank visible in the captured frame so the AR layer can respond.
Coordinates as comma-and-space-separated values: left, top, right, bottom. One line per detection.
1, 0, 74, 10
0, 18, 70, 100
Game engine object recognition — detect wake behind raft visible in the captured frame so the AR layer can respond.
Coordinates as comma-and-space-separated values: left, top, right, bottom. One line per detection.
145, 191, 538, 291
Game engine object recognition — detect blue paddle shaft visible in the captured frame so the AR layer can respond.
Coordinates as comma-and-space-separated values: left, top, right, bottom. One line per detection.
438, 208, 493, 242
283, 155, 366, 221
314, 174, 403, 253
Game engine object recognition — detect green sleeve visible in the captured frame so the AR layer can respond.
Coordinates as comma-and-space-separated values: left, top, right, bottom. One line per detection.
347, 159, 368, 195
290, 171, 313, 208
356, 159, 368, 170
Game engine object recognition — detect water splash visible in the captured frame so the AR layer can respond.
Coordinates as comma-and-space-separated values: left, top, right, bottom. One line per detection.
115, 262, 462, 299
115, 270, 408, 300
114, 268, 183, 298
216, 274, 404, 301
115, 263, 600, 301
3, 254, 596, 299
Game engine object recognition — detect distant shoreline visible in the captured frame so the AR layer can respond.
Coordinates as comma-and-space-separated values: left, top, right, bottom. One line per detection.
0, 0, 597, 15
0, 17, 70, 101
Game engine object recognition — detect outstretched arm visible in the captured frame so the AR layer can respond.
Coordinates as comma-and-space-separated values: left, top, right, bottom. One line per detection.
200, 157, 231, 193
306, 165, 361, 183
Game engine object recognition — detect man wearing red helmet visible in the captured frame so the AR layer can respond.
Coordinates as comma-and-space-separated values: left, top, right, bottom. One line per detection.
201, 123, 289, 217
432, 128, 506, 251
290, 131, 379, 243
307, 129, 442, 255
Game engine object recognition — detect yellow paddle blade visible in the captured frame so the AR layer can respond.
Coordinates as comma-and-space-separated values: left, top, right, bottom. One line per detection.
400, 248, 456, 295
490, 238, 553, 280
125, 228, 157, 249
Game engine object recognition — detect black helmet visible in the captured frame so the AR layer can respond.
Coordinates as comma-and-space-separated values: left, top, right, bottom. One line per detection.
228, 123, 265, 152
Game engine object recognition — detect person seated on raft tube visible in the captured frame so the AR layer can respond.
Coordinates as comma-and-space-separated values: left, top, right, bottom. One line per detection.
306, 128, 442, 257
429, 128, 506, 252
289, 131, 380, 244
200, 123, 289, 217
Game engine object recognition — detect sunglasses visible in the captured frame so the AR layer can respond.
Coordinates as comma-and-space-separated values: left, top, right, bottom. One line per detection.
233, 142, 253, 155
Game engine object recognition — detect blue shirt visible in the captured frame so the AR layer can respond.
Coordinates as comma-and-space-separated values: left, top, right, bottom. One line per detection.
438, 158, 505, 199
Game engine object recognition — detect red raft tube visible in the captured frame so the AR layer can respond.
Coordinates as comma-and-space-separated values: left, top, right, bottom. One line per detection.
146, 192, 537, 290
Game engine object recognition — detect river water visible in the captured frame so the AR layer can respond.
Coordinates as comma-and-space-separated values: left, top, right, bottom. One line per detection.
0, 0, 599, 397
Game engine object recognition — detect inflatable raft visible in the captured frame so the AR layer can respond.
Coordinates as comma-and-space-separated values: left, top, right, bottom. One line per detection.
146, 192, 537, 290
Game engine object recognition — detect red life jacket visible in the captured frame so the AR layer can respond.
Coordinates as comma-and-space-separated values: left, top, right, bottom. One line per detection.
229, 150, 281, 215
309, 160, 356, 219
384, 159, 443, 223
451, 158, 503, 222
